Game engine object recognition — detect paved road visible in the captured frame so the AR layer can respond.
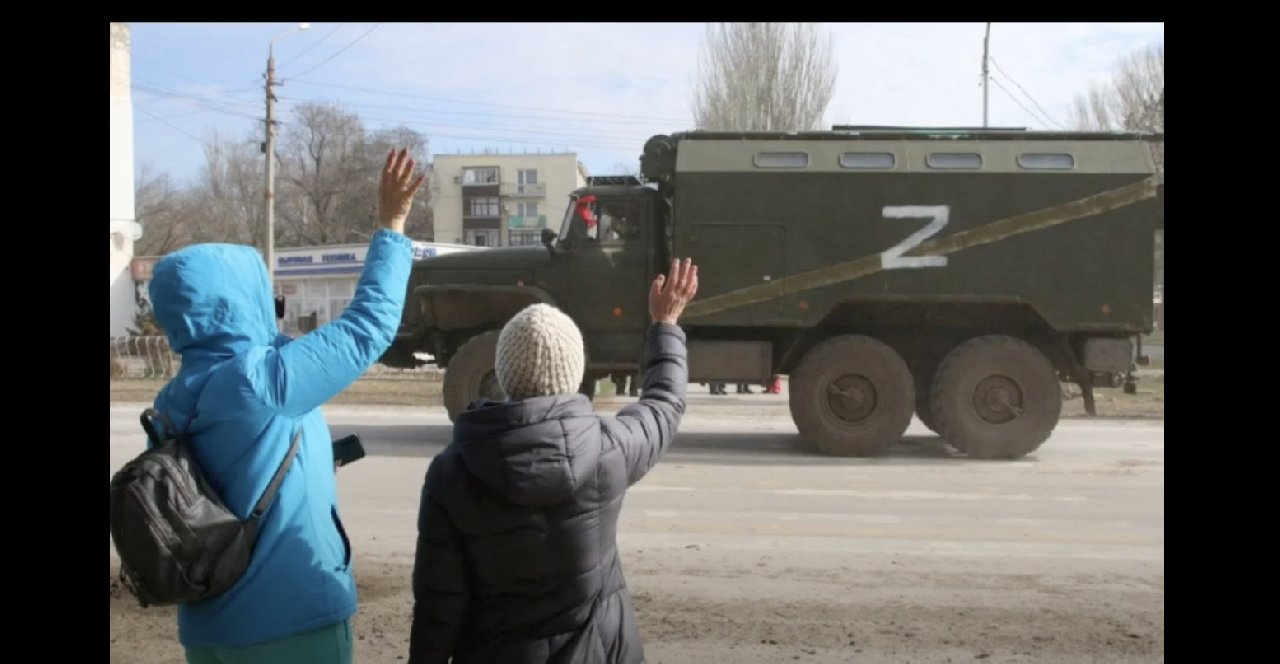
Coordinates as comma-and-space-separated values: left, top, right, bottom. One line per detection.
109, 400, 1163, 663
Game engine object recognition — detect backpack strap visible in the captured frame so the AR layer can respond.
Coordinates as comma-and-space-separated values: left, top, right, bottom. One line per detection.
242, 428, 302, 545
139, 408, 178, 448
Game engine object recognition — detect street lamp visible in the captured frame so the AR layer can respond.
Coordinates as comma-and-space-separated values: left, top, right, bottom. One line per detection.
264, 22, 310, 291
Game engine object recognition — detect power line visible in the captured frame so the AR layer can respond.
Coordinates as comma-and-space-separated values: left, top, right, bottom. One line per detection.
280, 22, 346, 69
135, 104, 222, 123
272, 107, 638, 151
132, 74, 261, 104
289, 78, 689, 123
280, 103, 639, 146
135, 60, 262, 98
132, 81, 262, 120
989, 75, 1052, 129
272, 97, 655, 144
989, 57, 1065, 130
275, 94, 677, 128
136, 105, 204, 143
287, 23, 382, 80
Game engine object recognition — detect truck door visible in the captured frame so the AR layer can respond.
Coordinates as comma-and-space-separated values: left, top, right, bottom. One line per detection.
567, 196, 652, 365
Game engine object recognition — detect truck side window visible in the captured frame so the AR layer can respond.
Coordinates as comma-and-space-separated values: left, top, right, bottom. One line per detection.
594, 203, 641, 245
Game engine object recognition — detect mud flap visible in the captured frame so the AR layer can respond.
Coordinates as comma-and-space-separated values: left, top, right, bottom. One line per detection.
1079, 382, 1097, 416
1061, 339, 1097, 417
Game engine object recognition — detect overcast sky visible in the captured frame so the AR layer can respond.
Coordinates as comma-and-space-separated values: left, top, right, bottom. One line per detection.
125, 22, 1164, 185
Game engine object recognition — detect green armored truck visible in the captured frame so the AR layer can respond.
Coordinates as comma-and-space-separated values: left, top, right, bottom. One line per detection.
382, 127, 1163, 460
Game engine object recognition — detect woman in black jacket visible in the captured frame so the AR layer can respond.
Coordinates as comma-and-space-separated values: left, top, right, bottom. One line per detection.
409, 258, 700, 664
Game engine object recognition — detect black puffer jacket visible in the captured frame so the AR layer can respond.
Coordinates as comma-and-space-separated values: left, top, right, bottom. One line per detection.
409, 323, 688, 664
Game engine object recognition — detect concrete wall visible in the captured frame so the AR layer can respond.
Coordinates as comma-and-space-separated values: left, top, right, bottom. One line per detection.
110, 22, 141, 335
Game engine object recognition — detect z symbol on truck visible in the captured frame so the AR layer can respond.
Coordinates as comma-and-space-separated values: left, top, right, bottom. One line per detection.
881, 205, 950, 270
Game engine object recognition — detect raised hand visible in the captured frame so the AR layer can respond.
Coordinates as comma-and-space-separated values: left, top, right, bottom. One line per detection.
649, 258, 699, 326
378, 148, 426, 235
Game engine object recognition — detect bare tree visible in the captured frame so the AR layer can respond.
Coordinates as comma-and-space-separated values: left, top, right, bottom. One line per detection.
133, 164, 192, 256
610, 161, 640, 177
692, 22, 838, 132
1070, 43, 1163, 174
139, 103, 436, 254
192, 131, 265, 247
355, 126, 435, 241
277, 102, 369, 246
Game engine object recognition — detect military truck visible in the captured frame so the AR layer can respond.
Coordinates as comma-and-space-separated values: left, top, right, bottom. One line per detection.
382, 127, 1163, 460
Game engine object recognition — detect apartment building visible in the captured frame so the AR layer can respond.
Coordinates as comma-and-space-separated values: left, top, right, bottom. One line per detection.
432, 150, 589, 247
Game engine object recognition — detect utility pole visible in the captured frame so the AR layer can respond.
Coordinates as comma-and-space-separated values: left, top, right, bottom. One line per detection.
262, 23, 309, 292
264, 46, 278, 289
982, 22, 991, 128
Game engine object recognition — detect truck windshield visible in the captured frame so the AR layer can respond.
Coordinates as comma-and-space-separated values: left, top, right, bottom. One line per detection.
559, 194, 597, 241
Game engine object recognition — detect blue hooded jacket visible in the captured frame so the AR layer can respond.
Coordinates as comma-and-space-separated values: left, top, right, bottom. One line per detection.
147, 229, 412, 649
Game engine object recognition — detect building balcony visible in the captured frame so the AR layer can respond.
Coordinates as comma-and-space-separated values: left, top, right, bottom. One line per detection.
500, 182, 546, 198
507, 215, 548, 230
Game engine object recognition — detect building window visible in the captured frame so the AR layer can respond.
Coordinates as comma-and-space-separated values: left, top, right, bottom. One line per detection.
327, 278, 354, 299
276, 277, 357, 335
462, 167, 498, 185
464, 230, 499, 247
840, 152, 896, 169
509, 231, 541, 246
1017, 153, 1075, 170
517, 168, 539, 194
927, 153, 983, 169
467, 197, 500, 217
753, 152, 809, 169
326, 278, 354, 320
517, 202, 538, 217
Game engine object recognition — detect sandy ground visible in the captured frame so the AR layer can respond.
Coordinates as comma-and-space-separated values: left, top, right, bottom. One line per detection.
109, 398, 1163, 664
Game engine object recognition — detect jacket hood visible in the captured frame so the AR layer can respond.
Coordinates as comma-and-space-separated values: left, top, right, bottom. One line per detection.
149, 244, 277, 358
453, 395, 599, 507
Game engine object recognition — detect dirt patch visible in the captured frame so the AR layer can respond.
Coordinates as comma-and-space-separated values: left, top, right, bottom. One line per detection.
110, 559, 1161, 664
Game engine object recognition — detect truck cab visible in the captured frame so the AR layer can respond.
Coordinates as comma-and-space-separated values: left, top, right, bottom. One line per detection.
382, 178, 668, 413
543, 180, 670, 370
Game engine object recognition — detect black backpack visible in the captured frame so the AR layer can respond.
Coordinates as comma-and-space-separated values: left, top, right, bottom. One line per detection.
109, 408, 300, 608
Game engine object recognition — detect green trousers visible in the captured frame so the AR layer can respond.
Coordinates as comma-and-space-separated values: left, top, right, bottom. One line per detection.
184, 620, 353, 664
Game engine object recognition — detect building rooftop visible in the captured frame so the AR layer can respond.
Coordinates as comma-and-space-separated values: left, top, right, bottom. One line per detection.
436, 148, 578, 157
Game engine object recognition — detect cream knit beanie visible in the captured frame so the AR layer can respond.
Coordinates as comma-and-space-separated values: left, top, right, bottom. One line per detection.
495, 303, 586, 400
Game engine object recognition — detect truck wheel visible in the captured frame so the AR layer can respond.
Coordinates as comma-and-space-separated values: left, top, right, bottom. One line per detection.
442, 331, 506, 422
915, 397, 945, 438
930, 335, 1060, 460
912, 367, 946, 437
789, 335, 915, 457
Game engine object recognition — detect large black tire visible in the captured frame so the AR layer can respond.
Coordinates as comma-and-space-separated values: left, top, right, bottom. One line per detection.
915, 398, 944, 437
912, 366, 945, 437
789, 335, 915, 457
442, 331, 506, 422
930, 335, 1061, 460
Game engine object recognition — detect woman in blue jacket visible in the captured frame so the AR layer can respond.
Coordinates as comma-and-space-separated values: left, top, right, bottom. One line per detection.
147, 149, 423, 664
